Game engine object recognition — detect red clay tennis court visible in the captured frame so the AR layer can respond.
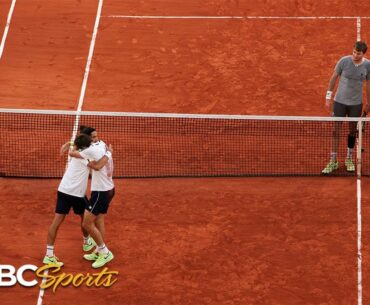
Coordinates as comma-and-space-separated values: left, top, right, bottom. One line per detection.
1, 1, 370, 305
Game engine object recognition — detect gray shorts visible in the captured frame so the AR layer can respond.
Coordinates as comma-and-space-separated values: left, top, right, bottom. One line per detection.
333, 101, 362, 117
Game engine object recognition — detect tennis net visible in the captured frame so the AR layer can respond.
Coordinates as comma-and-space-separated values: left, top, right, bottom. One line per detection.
1, 108, 369, 178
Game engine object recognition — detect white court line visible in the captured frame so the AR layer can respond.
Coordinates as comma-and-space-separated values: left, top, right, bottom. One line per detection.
357, 121, 363, 305
357, 17, 361, 41
36, 1, 104, 304
357, 178, 363, 305
36, 274, 48, 305
71, 0, 104, 141
104, 15, 370, 19
0, 0, 16, 59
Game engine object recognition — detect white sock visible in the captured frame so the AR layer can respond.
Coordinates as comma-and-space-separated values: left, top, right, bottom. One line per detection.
347, 148, 353, 159
330, 152, 337, 162
98, 244, 109, 255
46, 245, 54, 257
83, 235, 90, 244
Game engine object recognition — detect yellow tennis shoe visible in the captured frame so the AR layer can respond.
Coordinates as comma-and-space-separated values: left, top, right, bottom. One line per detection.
83, 252, 99, 261
83, 237, 96, 252
345, 158, 355, 172
92, 251, 114, 268
322, 160, 339, 174
43, 255, 64, 267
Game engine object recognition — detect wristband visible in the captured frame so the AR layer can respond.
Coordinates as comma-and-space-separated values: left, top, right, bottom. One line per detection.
105, 151, 112, 158
326, 90, 333, 100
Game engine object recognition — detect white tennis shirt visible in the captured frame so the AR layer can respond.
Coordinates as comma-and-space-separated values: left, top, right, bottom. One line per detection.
58, 157, 89, 197
80, 140, 114, 192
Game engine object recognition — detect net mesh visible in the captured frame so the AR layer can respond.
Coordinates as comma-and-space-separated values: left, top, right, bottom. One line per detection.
1, 109, 369, 178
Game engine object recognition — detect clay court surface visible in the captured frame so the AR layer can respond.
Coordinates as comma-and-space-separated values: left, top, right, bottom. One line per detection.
1, 1, 370, 304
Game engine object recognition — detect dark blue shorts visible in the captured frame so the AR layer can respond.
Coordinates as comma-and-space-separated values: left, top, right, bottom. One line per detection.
333, 101, 362, 117
86, 188, 115, 216
56, 191, 88, 215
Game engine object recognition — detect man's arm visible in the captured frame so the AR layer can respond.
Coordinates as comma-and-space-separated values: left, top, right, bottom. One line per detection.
68, 150, 83, 159
88, 151, 112, 170
325, 71, 339, 108
60, 141, 73, 156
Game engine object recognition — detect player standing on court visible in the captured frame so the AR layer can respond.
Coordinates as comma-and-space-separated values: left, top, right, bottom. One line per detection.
322, 41, 370, 174
69, 126, 115, 268
43, 134, 109, 266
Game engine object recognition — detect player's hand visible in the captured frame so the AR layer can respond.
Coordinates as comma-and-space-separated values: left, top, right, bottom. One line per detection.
325, 90, 333, 110
60, 141, 71, 156
107, 144, 113, 154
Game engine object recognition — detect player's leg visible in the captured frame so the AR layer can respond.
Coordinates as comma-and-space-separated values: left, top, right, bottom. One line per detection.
82, 194, 103, 261
345, 122, 356, 172
80, 214, 97, 252
94, 188, 115, 239
46, 213, 66, 246
82, 209, 113, 267
83, 190, 115, 268
83, 215, 105, 261
43, 192, 70, 266
82, 210, 103, 246
95, 187, 114, 242
322, 102, 343, 174
345, 104, 363, 172
73, 196, 96, 252
82, 209, 100, 261
95, 214, 105, 240
84, 191, 114, 261
44, 213, 66, 266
